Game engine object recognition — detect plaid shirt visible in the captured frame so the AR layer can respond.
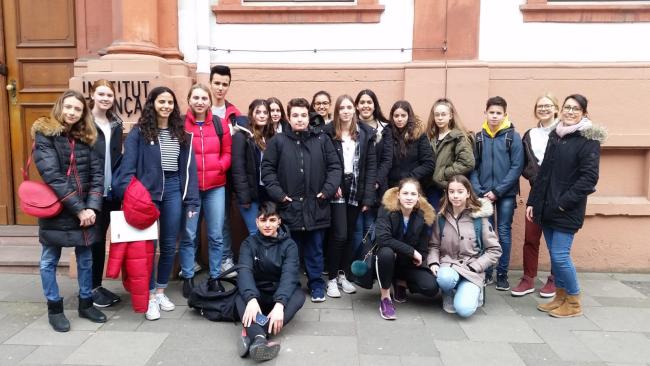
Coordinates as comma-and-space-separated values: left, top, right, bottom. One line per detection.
332, 131, 361, 206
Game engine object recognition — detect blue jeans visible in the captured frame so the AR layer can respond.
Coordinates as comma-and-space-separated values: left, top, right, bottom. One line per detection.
291, 229, 325, 291
542, 227, 579, 295
151, 174, 182, 291
40, 245, 92, 301
222, 185, 233, 261
352, 207, 377, 259
436, 266, 481, 318
238, 201, 259, 236
487, 196, 515, 275
179, 186, 225, 279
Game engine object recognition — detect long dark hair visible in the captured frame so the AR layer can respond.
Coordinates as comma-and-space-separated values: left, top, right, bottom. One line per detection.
247, 99, 274, 150
266, 96, 288, 128
354, 89, 388, 123
438, 175, 482, 215
138, 86, 186, 145
389, 100, 421, 158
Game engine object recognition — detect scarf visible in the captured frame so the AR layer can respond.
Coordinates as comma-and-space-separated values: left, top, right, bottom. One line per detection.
555, 117, 592, 138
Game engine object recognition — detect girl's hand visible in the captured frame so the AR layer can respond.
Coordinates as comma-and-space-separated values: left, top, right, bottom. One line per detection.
334, 187, 342, 199
77, 209, 96, 227
267, 303, 285, 335
187, 210, 198, 219
484, 191, 497, 202
242, 299, 261, 328
283, 196, 293, 203
429, 264, 439, 276
361, 205, 369, 213
412, 250, 423, 266
525, 206, 534, 222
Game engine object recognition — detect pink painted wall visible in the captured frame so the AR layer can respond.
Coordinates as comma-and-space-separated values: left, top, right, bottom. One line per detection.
218, 62, 650, 272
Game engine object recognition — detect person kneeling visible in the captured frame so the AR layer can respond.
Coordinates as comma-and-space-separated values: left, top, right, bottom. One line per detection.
236, 202, 305, 361
428, 175, 502, 318
375, 178, 439, 320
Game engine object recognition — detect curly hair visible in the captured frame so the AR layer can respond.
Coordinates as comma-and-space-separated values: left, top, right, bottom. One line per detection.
51, 89, 97, 145
389, 100, 421, 158
138, 86, 187, 145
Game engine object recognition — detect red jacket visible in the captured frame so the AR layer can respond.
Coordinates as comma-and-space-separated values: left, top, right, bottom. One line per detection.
106, 177, 158, 313
185, 109, 232, 191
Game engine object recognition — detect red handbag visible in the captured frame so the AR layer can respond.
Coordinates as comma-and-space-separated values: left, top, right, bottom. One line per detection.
19, 140, 75, 218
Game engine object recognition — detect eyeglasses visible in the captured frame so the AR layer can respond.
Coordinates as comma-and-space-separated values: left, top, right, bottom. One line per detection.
434, 113, 449, 118
562, 105, 583, 113
314, 102, 330, 107
536, 104, 554, 110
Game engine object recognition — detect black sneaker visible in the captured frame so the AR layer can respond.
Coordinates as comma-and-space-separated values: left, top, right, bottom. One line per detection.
495, 273, 510, 291
92, 287, 113, 308
99, 287, 121, 305
249, 335, 280, 362
238, 328, 251, 358
181, 276, 195, 299
484, 271, 494, 286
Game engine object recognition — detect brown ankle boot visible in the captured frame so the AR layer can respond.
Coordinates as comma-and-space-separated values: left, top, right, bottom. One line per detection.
549, 293, 583, 318
537, 288, 566, 312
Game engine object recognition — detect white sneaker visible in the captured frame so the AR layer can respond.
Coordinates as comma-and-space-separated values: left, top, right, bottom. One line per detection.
221, 258, 237, 278
337, 272, 356, 294
442, 292, 456, 314
155, 293, 175, 311
145, 299, 161, 321
326, 279, 341, 298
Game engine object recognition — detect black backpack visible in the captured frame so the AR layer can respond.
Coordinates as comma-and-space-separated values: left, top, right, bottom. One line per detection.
187, 265, 245, 322
474, 130, 513, 165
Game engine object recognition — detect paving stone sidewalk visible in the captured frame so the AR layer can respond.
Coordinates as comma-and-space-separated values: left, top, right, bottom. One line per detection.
1, 271, 649, 366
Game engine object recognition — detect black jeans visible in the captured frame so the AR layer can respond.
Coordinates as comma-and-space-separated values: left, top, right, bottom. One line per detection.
235, 288, 305, 340
327, 174, 361, 280
91, 198, 121, 289
375, 246, 439, 297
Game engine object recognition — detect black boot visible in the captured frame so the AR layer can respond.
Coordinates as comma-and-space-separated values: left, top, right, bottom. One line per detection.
78, 296, 107, 323
47, 299, 70, 332
181, 276, 195, 299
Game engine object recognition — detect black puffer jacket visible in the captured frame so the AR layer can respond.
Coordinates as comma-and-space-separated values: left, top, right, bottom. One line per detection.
323, 123, 377, 207
388, 128, 435, 189
261, 127, 342, 231
237, 225, 301, 306
231, 126, 263, 205
376, 187, 436, 267
31, 117, 104, 247
93, 114, 123, 199
527, 124, 605, 233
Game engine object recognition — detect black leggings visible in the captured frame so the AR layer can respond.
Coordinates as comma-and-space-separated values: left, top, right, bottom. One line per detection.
235, 288, 305, 340
91, 199, 120, 289
375, 246, 439, 297
327, 202, 360, 280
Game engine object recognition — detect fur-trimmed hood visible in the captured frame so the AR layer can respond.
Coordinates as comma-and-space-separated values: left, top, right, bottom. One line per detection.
31, 117, 65, 138
31, 116, 96, 145
381, 187, 436, 225
580, 124, 607, 144
470, 198, 494, 219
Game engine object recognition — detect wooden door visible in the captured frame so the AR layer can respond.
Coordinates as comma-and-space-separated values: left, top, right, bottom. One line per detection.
2, 0, 77, 224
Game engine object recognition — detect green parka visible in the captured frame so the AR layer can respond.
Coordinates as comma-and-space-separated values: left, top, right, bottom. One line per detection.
430, 129, 475, 189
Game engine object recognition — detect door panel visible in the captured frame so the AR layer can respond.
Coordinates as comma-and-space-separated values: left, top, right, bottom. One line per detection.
3, 0, 77, 224
0, 4, 13, 224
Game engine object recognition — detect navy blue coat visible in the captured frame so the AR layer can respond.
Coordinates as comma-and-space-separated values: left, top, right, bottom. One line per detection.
114, 126, 199, 211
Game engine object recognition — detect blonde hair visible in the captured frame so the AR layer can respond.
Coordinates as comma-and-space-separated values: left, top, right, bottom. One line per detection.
533, 93, 559, 120
187, 83, 213, 106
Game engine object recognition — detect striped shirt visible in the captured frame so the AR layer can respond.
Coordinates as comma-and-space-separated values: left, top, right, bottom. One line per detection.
159, 129, 180, 172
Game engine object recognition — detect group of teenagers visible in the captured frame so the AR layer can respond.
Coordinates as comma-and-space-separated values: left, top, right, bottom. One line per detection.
32, 64, 604, 361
